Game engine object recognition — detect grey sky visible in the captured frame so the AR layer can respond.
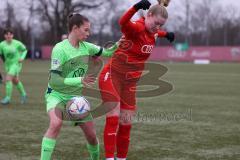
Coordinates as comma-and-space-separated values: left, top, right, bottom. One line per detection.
0, 0, 239, 33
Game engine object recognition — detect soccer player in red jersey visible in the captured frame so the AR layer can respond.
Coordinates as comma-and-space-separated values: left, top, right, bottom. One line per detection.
98, 0, 175, 159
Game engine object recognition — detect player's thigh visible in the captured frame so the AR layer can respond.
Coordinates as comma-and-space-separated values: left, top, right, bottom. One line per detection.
120, 81, 137, 110
99, 66, 120, 103
48, 107, 63, 127
99, 67, 122, 116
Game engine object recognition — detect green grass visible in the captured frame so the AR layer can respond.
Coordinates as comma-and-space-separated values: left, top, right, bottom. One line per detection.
0, 60, 240, 160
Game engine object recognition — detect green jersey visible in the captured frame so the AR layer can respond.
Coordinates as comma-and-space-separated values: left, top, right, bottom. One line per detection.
48, 39, 117, 96
0, 39, 27, 67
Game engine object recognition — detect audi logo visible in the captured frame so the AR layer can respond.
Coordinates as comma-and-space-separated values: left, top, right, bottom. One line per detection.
141, 45, 154, 54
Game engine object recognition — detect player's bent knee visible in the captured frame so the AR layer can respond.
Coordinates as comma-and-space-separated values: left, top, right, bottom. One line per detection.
49, 120, 63, 128
86, 133, 98, 145
119, 109, 135, 125
47, 121, 62, 136
12, 78, 19, 84
105, 102, 120, 117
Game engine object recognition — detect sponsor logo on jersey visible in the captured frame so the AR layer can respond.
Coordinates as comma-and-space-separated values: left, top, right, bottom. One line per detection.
141, 45, 154, 54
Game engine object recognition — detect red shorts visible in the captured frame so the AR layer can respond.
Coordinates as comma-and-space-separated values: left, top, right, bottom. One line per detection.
99, 65, 139, 110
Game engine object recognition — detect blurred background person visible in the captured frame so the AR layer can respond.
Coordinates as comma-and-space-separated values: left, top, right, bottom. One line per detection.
0, 28, 27, 105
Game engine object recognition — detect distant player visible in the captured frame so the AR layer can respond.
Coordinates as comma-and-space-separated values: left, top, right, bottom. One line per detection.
0, 28, 27, 105
40, 13, 118, 160
98, 0, 175, 159
61, 34, 68, 40
0, 72, 3, 84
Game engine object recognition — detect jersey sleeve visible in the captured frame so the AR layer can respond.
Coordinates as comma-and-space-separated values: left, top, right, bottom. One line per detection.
51, 45, 65, 71
157, 30, 167, 38
17, 41, 28, 60
119, 7, 144, 36
85, 42, 118, 57
85, 42, 101, 56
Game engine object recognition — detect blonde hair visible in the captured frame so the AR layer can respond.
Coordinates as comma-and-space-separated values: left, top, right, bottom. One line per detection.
147, 4, 168, 19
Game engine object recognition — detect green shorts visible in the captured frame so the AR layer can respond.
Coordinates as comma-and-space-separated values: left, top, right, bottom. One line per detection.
5, 63, 22, 76
45, 88, 93, 125
45, 89, 73, 112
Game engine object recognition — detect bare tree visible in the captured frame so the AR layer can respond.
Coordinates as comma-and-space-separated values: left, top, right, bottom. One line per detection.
36, 0, 104, 43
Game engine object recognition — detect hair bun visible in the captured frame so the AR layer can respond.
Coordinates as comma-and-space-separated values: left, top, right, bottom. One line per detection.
157, 0, 171, 7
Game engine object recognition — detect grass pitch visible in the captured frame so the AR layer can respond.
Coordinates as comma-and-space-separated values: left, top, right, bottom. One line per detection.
0, 60, 239, 160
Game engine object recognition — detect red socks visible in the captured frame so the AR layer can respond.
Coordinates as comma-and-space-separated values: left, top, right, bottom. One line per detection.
104, 116, 119, 158
116, 124, 132, 158
104, 116, 132, 158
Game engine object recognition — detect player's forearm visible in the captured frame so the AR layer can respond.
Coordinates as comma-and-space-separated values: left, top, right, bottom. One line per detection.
119, 7, 137, 26
64, 77, 83, 86
20, 50, 27, 60
101, 43, 118, 57
49, 72, 83, 89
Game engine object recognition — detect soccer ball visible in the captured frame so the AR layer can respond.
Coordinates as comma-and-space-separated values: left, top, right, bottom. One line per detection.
66, 96, 91, 120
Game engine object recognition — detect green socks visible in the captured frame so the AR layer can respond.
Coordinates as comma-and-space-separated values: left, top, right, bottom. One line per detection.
87, 143, 100, 160
6, 81, 13, 100
40, 137, 56, 160
40, 138, 99, 160
5, 81, 26, 99
16, 81, 26, 96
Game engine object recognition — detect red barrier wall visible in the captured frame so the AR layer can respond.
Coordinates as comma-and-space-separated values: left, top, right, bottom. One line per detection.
41, 45, 240, 62
41, 46, 53, 59
150, 47, 240, 62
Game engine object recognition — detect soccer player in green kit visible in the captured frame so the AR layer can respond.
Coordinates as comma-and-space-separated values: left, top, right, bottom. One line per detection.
40, 13, 118, 160
0, 28, 27, 105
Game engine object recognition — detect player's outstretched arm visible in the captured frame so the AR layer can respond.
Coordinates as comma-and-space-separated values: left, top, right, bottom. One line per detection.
101, 42, 119, 57
158, 31, 175, 43
119, 0, 151, 34
87, 42, 118, 57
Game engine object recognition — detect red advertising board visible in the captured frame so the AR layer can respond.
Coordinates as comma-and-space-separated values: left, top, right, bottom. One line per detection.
41, 46, 53, 59
41, 45, 240, 62
150, 47, 240, 62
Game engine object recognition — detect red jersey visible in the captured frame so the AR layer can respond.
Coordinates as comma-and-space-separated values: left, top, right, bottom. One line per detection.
109, 7, 167, 75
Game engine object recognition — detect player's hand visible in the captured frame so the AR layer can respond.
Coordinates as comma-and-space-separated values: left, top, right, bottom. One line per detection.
165, 32, 175, 43
134, 0, 151, 10
18, 59, 24, 63
82, 74, 97, 87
